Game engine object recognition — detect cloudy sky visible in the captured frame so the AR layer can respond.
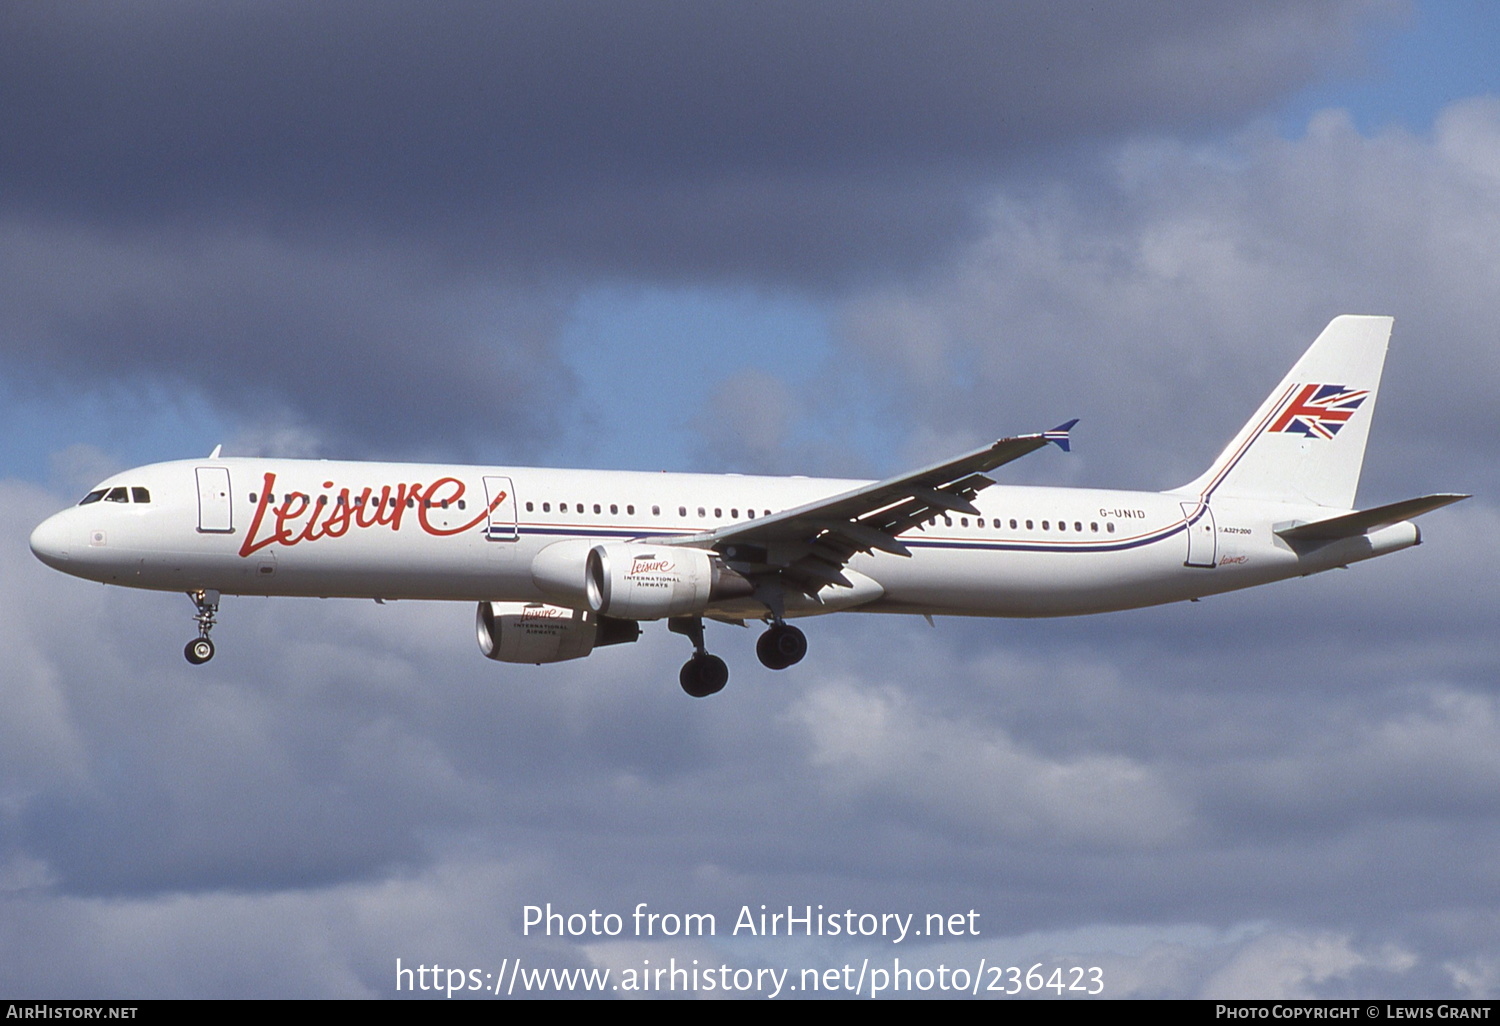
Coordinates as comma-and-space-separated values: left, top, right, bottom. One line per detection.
3, 0, 1498, 999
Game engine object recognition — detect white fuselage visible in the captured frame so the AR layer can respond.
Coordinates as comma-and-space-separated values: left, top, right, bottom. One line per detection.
28, 456, 1419, 620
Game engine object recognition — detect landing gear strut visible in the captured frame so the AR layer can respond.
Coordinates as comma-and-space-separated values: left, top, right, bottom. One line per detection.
756, 622, 807, 670
669, 616, 727, 698
184, 589, 220, 665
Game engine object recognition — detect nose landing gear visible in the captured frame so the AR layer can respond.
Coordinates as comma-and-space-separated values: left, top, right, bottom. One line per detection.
184, 589, 220, 664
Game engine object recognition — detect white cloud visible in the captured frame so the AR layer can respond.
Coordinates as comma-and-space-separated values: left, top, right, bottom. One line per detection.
836, 100, 1500, 494
1200, 930, 1416, 999
791, 675, 1190, 848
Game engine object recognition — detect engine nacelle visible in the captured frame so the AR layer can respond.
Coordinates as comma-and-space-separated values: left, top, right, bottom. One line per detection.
589, 543, 754, 619
531, 540, 754, 619
476, 601, 639, 664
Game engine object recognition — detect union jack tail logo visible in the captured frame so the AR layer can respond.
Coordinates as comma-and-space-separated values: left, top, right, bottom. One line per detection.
1268, 383, 1369, 440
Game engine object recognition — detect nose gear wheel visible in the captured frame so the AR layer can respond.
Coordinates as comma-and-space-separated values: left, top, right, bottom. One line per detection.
184, 589, 220, 665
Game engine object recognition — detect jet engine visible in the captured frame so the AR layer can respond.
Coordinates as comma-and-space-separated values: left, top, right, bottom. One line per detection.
476, 601, 640, 664
531, 540, 753, 619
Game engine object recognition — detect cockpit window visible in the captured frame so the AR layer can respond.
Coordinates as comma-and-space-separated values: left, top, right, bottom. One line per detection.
79, 485, 151, 505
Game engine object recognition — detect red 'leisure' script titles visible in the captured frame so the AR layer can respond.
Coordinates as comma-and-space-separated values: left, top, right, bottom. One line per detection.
239, 472, 506, 558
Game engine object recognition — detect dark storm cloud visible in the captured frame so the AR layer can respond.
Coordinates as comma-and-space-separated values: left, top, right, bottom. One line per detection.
0, 218, 573, 460
0, 1, 1396, 454
2, 0, 1393, 279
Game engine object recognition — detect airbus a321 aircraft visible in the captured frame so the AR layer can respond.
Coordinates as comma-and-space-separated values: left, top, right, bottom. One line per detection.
30, 316, 1465, 697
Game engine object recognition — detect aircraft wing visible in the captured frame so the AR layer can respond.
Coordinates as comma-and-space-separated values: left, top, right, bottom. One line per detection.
660, 421, 1076, 606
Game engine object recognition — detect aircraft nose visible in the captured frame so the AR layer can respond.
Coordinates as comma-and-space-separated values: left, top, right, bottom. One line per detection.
29, 512, 74, 569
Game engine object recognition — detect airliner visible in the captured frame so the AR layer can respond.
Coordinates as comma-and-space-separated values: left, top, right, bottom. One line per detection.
29, 316, 1465, 696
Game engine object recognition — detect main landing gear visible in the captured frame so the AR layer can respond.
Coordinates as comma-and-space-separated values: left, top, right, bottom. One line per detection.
669, 617, 728, 698
755, 622, 807, 671
184, 589, 219, 665
669, 617, 810, 697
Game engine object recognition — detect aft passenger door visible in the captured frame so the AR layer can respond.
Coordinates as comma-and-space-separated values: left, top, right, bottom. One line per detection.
196, 467, 233, 533
1180, 502, 1216, 568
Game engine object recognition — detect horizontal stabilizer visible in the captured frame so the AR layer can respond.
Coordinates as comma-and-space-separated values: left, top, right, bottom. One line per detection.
1275, 493, 1469, 543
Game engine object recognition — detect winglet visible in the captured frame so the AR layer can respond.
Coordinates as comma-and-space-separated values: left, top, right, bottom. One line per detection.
1044, 419, 1079, 452
208, 444, 223, 459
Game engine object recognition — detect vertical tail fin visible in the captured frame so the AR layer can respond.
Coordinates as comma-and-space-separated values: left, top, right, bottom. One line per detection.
1174, 315, 1392, 509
